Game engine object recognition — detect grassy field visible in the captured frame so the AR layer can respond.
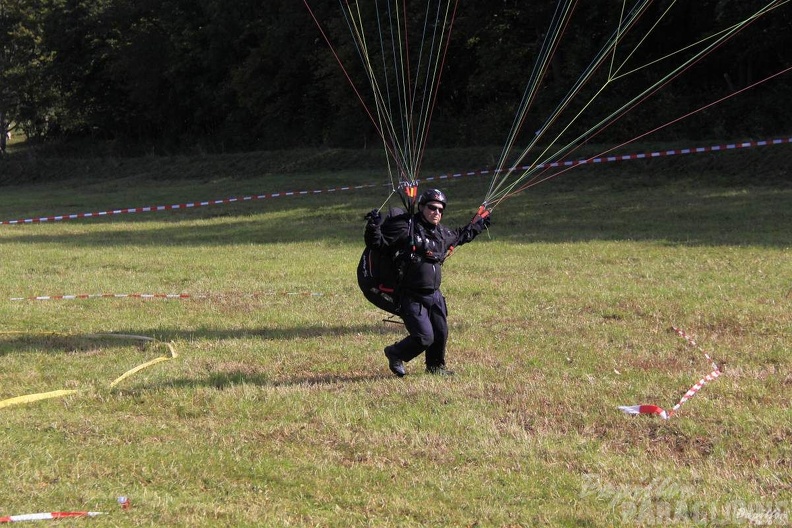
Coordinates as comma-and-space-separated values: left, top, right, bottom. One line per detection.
0, 143, 790, 526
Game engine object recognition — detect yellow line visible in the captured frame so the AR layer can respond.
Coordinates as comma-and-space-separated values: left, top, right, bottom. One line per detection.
110, 352, 174, 388
0, 390, 78, 409
0, 332, 179, 410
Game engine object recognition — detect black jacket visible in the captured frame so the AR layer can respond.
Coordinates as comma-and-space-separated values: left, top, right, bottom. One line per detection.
365, 212, 485, 295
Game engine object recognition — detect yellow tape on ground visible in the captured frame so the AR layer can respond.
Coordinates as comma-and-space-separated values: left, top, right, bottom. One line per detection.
0, 332, 179, 410
110, 342, 178, 388
0, 390, 79, 409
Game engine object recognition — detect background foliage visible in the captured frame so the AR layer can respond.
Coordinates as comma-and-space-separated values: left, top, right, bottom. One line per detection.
1, 0, 791, 153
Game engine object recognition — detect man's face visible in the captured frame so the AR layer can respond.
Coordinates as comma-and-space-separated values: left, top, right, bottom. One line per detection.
421, 201, 444, 225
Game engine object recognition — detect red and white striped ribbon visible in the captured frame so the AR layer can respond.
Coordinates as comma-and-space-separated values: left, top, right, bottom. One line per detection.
10, 291, 330, 302
10, 293, 190, 301
619, 326, 721, 420
0, 512, 103, 523
2, 137, 789, 226
0, 183, 384, 225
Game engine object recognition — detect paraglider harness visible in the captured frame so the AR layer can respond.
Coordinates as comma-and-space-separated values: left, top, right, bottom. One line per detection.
357, 184, 490, 318
356, 183, 418, 318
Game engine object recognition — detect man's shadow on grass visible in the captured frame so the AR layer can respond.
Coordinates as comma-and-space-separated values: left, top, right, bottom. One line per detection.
0, 322, 413, 389
0, 322, 404, 356
149, 321, 417, 389
141, 371, 394, 394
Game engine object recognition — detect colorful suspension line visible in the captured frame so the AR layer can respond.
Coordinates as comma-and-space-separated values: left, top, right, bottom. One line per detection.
482, 0, 788, 211
489, 64, 792, 207
305, 0, 459, 191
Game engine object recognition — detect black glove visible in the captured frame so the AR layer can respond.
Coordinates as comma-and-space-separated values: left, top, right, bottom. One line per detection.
365, 209, 383, 225
476, 213, 491, 230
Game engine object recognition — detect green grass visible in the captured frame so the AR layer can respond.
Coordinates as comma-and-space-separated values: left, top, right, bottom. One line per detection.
0, 144, 790, 526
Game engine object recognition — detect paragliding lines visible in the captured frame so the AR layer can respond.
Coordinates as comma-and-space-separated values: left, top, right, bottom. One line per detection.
483, 0, 789, 211
501, 63, 792, 200
306, 0, 460, 191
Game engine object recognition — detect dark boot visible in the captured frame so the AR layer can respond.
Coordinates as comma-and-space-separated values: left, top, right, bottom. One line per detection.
384, 346, 406, 377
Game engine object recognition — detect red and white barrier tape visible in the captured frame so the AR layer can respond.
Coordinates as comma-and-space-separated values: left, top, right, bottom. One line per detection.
619, 326, 721, 420
531, 136, 791, 169
0, 512, 103, 523
0, 183, 384, 225
10, 293, 190, 301
2, 137, 789, 226
10, 291, 328, 301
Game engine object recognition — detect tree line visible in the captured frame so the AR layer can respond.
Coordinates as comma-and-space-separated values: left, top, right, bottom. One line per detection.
1, 0, 790, 155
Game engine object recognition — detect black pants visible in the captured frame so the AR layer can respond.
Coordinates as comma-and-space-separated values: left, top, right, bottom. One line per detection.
391, 290, 448, 367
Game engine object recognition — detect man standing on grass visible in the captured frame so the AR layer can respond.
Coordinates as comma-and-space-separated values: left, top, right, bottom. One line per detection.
365, 188, 490, 377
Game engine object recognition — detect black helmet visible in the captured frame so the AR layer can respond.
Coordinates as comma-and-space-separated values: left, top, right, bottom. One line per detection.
418, 189, 447, 208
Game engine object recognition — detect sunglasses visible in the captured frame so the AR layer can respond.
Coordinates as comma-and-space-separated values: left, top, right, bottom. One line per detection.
426, 204, 444, 213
